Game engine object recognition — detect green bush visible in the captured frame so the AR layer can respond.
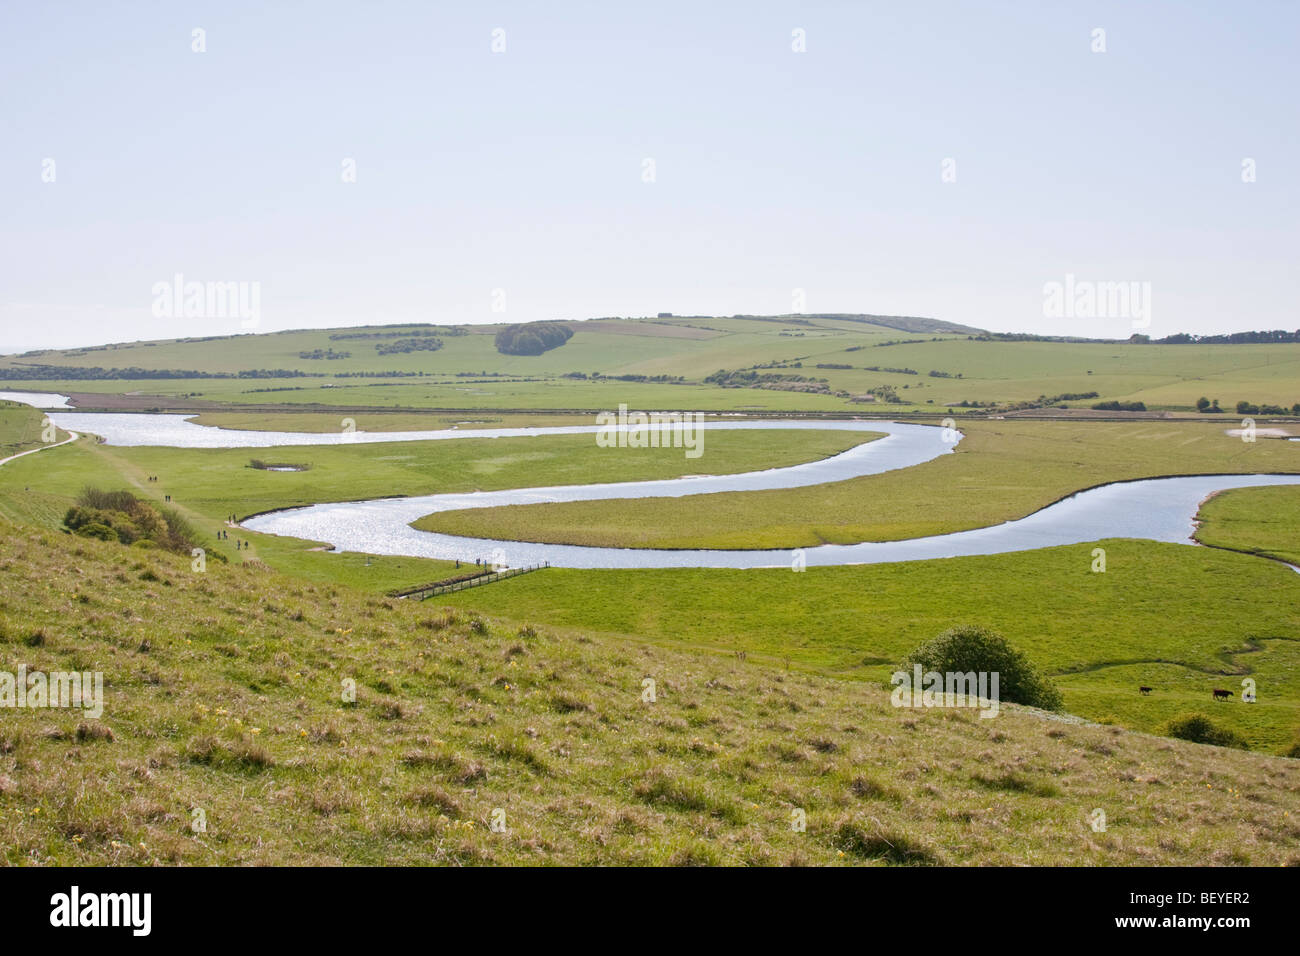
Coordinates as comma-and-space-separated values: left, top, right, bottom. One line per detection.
74, 521, 118, 542
64, 489, 198, 554
1163, 713, 1249, 750
903, 624, 1063, 711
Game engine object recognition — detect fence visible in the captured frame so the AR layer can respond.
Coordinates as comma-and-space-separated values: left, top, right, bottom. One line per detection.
402, 562, 551, 600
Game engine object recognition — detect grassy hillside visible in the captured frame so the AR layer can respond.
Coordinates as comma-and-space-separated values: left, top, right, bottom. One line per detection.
0, 401, 61, 460
5, 316, 1300, 415
418, 420, 1300, 549
2, 520, 1297, 865
437, 539, 1300, 753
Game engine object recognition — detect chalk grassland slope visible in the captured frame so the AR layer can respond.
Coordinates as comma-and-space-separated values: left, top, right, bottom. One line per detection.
5, 317, 1300, 414
0, 401, 66, 460
439, 539, 1300, 753
0, 316, 925, 380
0, 428, 875, 588
417, 420, 1300, 549
2, 521, 1298, 866
1195, 485, 1300, 567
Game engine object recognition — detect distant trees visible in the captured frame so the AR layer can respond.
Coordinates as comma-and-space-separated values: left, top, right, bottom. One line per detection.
374, 337, 443, 355
298, 349, 350, 360
1236, 400, 1289, 415
494, 322, 574, 356
0, 365, 308, 380
1091, 400, 1147, 412
1154, 329, 1300, 345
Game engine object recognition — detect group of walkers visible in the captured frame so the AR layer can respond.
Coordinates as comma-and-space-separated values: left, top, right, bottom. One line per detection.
145, 477, 170, 501
217, 528, 251, 550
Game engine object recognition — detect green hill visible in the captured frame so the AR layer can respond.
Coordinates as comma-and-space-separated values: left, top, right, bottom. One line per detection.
5, 315, 1300, 416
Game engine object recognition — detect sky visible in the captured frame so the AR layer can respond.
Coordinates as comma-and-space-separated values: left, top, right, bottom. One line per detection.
1, 0, 1297, 351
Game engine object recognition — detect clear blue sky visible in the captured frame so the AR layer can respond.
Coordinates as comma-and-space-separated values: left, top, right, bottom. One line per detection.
2, 0, 1296, 350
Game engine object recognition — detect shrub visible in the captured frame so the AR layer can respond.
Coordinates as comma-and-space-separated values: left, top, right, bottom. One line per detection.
903, 624, 1063, 711
1163, 713, 1249, 750
64, 488, 198, 554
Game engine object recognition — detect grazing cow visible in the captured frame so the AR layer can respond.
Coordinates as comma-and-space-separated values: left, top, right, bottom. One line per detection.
1212, 688, 1233, 701
1139, 686, 1152, 696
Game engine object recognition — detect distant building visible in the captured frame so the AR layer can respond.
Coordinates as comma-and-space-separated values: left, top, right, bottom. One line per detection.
657, 312, 673, 318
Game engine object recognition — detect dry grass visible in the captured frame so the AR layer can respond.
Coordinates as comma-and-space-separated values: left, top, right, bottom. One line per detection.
1, 519, 1298, 866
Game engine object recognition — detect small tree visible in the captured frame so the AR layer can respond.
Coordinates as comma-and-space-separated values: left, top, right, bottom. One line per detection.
903, 624, 1063, 711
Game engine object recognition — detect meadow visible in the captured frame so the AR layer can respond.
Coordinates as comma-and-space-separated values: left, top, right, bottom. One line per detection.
1195, 484, 1300, 567
2, 520, 1297, 866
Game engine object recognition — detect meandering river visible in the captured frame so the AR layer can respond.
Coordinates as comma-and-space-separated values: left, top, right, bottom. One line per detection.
15, 394, 1299, 570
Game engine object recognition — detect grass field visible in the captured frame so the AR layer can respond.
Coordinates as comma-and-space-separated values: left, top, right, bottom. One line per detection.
1196, 484, 1300, 567
417, 420, 1300, 549
436, 539, 1300, 753
3, 520, 1297, 866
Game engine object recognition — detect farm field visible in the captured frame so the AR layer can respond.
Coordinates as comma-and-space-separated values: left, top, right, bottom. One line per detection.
418, 419, 1300, 549
3, 520, 1298, 866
